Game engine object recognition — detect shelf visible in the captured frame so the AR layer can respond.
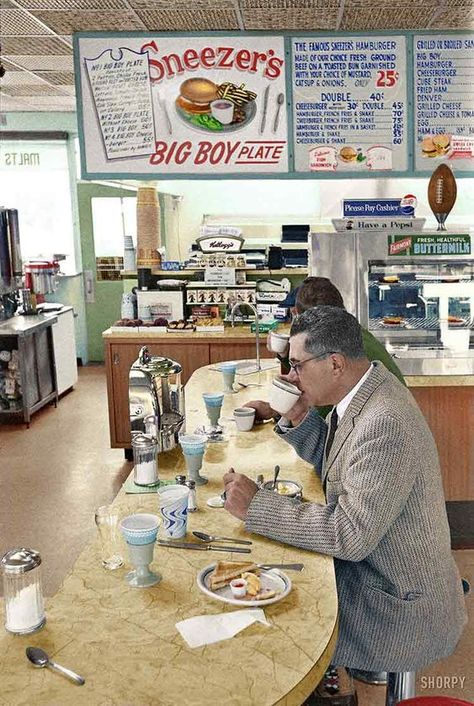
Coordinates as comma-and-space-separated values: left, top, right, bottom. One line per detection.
121, 268, 308, 278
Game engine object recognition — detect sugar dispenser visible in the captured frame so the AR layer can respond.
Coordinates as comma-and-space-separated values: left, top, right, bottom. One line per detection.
1, 548, 46, 634
132, 432, 159, 486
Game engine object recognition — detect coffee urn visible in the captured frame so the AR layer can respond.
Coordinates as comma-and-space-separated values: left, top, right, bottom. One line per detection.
129, 347, 185, 454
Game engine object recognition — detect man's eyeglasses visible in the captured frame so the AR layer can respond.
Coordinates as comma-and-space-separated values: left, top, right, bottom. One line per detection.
288, 351, 335, 374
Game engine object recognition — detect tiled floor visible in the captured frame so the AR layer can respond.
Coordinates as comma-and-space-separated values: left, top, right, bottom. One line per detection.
0, 365, 472, 704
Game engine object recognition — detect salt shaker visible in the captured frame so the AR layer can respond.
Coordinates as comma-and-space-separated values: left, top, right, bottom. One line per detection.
1, 548, 46, 634
185, 480, 197, 511
175, 474, 187, 486
132, 433, 158, 486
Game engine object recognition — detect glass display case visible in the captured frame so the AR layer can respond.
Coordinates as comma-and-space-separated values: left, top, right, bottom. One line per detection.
310, 230, 474, 375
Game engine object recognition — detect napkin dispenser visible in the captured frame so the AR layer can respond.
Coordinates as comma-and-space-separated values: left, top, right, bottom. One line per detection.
129, 347, 185, 453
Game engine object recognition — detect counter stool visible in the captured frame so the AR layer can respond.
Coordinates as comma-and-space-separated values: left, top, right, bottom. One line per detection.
397, 698, 473, 705
386, 672, 416, 706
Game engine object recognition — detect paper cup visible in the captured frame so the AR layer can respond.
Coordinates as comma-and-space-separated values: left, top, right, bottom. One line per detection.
157, 484, 190, 539
268, 378, 301, 415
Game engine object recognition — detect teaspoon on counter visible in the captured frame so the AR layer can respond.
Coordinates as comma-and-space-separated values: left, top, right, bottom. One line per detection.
193, 531, 252, 545
26, 647, 85, 686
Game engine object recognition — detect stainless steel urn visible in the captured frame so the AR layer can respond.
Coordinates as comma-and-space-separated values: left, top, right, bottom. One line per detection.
129, 346, 185, 453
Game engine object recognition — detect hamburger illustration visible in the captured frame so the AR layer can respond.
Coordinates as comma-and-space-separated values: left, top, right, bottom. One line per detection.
421, 136, 438, 158
176, 77, 219, 115
432, 133, 451, 156
339, 146, 357, 162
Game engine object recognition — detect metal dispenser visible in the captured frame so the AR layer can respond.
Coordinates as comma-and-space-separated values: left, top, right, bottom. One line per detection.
129, 346, 185, 454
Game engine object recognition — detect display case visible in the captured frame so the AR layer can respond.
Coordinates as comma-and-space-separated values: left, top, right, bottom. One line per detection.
310, 230, 474, 376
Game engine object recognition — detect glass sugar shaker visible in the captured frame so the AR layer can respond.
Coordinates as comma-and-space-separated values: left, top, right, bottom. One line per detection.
132, 433, 159, 486
1, 548, 46, 634
185, 480, 197, 512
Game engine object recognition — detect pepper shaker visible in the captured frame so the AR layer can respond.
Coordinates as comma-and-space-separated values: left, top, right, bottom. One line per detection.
175, 474, 187, 486
185, 480, 197, 512
1, 548, 46, 634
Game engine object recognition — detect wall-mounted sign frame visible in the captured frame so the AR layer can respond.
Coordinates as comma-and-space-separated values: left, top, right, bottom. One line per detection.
74, 30, 474, 180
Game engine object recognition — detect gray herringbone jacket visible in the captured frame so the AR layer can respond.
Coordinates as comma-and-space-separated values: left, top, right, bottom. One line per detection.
246, 362, 467, 671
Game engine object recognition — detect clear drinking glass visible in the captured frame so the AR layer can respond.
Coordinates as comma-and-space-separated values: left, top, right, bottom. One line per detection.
94, 506, 124, 570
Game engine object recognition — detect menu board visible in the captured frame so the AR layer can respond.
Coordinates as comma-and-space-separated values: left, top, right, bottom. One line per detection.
76, 35, 288, 176
291, 36, 408, 173
414, 34, 474, 171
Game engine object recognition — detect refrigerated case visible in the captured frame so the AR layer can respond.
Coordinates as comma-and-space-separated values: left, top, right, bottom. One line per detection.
310, 230, 474, 375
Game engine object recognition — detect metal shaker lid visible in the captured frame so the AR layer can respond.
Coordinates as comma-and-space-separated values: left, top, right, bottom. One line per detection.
1, 548, 42, 574
131, 432, 156, 447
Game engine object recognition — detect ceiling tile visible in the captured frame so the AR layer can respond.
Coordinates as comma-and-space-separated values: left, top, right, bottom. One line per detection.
2, 70, 44, 85
13, 0, 129, 8
340, 7, 441, 30
1, 36, 72, 54
0, 8, 56, 34
130, 0, 235, 7
31, 70, 75, 85
242, 7, 340, 29
135, 8, 240, 29
430, 6, 474, 28
33, 10, 146, 33
3, 84, 69, 96
1, 58, 22, 71
4, 55, 74, 70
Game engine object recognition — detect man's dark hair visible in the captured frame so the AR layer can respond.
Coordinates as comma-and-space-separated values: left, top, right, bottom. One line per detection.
290, 306, 365, 360
295, 277, 345, 313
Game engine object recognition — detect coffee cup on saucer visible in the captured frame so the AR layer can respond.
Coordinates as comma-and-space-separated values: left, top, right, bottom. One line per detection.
268, 378, 302, 415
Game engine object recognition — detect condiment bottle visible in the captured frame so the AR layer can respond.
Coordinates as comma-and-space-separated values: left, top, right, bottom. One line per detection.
185, 480, 197, 511
175, 474, 187, 486
132, 433, 159, 486
1, 548, 46, 634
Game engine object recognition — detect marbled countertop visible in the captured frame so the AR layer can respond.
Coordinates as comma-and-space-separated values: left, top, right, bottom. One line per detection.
0, 365, 337, 706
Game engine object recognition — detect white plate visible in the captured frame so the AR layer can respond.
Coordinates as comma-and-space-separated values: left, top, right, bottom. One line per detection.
197, 563, 291, 607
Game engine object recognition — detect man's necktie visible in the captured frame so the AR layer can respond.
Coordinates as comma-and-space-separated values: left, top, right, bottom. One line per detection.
325, 408, 338, 460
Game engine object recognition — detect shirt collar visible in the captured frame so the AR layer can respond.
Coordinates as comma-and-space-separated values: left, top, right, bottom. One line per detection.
335, 363, 374, 422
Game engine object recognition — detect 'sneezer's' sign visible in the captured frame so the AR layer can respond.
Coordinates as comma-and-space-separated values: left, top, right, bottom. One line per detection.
388, 234, 471, 256
77, 35, 288, 175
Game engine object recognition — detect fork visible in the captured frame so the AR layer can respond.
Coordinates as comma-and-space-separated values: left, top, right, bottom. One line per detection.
237, 382, 262, 388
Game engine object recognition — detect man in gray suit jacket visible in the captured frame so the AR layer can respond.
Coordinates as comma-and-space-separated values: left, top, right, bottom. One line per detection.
223, 307, 466, 676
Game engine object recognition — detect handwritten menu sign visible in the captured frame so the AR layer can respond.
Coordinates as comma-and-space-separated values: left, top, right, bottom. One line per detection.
291, 36, 408, 173
414, 35, 474, 171
84, 48, 155, 160
77, 35, 288, 176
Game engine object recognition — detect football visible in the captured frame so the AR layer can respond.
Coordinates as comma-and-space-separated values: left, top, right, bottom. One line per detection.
427, 164, 457, 226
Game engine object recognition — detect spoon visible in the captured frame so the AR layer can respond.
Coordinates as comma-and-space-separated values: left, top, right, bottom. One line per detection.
193, 531, 252, 545
272, 464, 281, 490
273, 93, 284, 132
26, 647, 85, 686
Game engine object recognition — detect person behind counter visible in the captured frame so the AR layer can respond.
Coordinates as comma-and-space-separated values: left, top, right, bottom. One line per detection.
262, 276, 405, 421
223, 307, 467, 702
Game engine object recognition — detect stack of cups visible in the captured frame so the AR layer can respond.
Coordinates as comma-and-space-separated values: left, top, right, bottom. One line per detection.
120, 514, 161, 587
219, 362, 237, 393
157, 485, 190, 539
123, 235, 136, 272
179, 434, 207, 485
202, 392, 224, 429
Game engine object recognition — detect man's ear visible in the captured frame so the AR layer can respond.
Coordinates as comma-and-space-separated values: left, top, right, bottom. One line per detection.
330, 352, 346, 376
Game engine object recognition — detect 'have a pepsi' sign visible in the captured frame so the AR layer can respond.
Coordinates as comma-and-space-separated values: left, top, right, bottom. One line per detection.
343, 196, 417, 218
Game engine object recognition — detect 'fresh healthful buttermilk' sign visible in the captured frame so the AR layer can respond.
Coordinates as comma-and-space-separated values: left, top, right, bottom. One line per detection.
388, 234, 471, 256
76, 35, 288, 175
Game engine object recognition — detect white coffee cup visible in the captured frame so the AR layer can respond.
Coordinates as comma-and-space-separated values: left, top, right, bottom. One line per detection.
269, 332, 290, 354
233, 407, 255, 431
210, 99, 234, 125
268, 378, 301, 415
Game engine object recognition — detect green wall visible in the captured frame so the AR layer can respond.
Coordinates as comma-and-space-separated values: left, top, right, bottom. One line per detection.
77, 182, 137, 362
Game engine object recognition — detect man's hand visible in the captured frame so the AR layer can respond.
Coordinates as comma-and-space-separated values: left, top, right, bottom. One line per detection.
243, 400, 276, 422
223, 468, 258, 520
283, 392, 311, 426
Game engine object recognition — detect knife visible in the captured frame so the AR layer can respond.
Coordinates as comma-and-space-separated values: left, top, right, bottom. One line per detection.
258, 563, 304, 571
157, 540, 251, 553
260, 85, 270, 134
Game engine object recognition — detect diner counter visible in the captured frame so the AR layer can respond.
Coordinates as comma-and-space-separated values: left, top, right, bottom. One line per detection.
0, 365, 338, 706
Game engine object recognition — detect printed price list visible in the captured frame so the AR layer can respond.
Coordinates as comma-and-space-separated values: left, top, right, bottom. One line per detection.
292, 36, 408, 172
414, 34, 474, 170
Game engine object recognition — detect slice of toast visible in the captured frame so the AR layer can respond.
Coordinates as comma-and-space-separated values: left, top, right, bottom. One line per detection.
209, 561, 258, 590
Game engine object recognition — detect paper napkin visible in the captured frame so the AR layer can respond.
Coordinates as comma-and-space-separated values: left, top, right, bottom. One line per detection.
176, 609, 271, 648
